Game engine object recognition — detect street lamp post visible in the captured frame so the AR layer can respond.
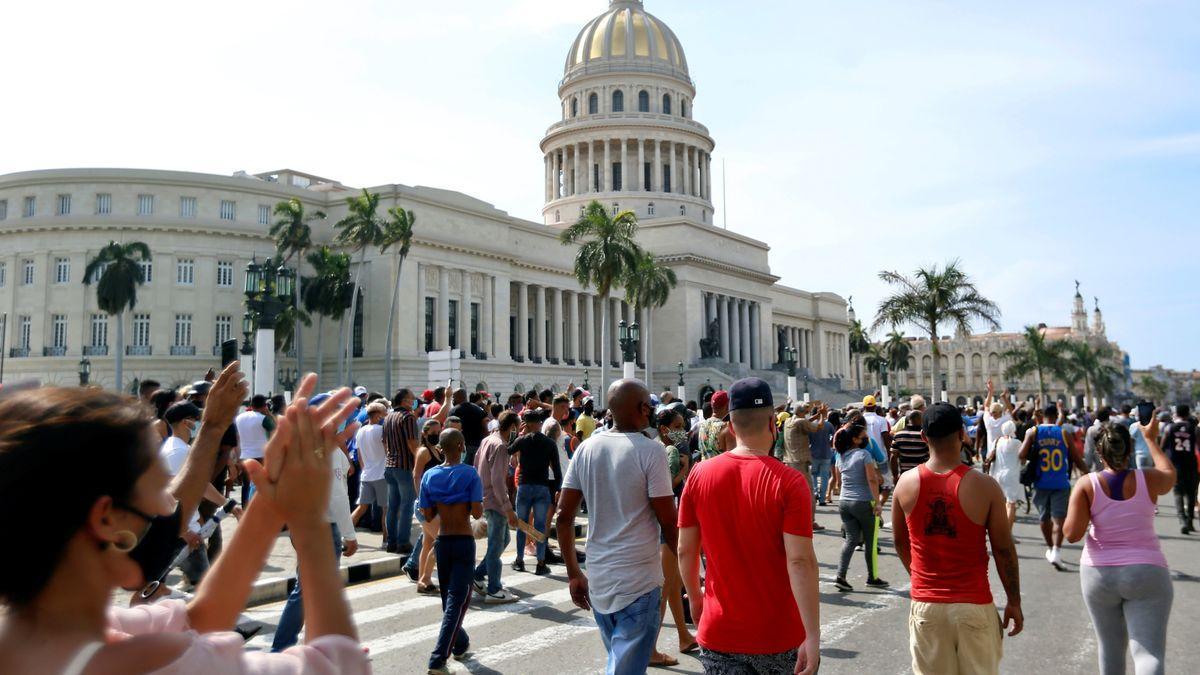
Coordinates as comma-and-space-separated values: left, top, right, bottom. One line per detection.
582, 368, 590, 392
278, 366, 298, 401
244, 258, 294, 396
1007, 377, 1018, 399
240, 312, 256, 388
676, 361, 686, 402
618, 320, 640, 380
940, 374, 949, 404
785, 347, 798, 402
879, 362, 890, 408
78, 357, 91, 387
802, 372, 810, 404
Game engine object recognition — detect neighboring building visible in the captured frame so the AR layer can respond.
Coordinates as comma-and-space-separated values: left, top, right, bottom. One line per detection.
0, 0, 852, 399
864, 288, 1130, 408
1130, 365, 1199, 407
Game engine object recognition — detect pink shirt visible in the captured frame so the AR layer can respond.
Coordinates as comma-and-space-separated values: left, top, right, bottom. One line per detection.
86, 599, 369, 674
1080, 470, 1168, 569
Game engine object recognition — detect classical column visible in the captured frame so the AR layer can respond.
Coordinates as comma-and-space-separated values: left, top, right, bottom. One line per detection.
459, 270, 469, 355
587, 142, 596, 193
706, 293, 717, 334
728, 299, 741, 365
621, 139, 628, 191
567, 290, 578, 362
534, 285, 546, 362
667, 143, 675, 194
416, 263, 427, 352
555, 149, 563, 199
682, 144, 691, 197
705, 153, 712, 200
654, 141, 662, 192
583, 293, 595, 364
482, 274, 493, 357
738, 300, 749, 366
437, 266, 450, 350
696, 150, 703, 199
550, 287, 562, 362
544, 154, 551, 202
574, 143, 583, 196
603, 139, 611, 193
637, 139, 645, 192
749, 302, 759, 368
516, 281, 528, 361
719, 295, 731, 362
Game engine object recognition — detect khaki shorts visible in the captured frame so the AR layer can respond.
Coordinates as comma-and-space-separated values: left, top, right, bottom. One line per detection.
909, 601, 1002, 675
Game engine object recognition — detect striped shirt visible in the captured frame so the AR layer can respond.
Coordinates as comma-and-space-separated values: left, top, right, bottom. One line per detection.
382, 411, 418, 470
892, 428, 929, 475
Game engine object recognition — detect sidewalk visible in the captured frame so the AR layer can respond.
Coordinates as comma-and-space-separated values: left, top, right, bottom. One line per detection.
160, 513, 590, 607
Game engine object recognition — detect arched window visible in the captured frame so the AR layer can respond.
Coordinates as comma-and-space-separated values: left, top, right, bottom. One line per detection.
612, 90, 624, 112
662, 93, 672, 115
588, 93, 598, 115
922, 355, 932, 374
638, 90, 650, 112
679, 205, 686, 216
570, 97, 578, 118
647, 202, 655, 216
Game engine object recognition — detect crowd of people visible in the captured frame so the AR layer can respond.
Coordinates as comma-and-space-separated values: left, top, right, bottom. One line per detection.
0, 364, 1194, 674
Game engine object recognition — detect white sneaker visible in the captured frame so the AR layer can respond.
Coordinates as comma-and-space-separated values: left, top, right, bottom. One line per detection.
1049, 547, 1065, 570
1044, 548, 1054, 564
484, 589, 518, 604
472, 578, 486, 595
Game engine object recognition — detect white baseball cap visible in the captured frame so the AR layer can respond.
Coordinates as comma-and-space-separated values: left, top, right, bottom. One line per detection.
353, 386, 368, 397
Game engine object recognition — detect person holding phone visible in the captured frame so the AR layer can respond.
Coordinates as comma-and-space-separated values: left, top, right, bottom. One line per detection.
1130, 401, 1158, 470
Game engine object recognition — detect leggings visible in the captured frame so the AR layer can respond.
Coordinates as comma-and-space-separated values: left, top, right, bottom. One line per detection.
1080, 564, 1173, 675
838, 499, 878, 579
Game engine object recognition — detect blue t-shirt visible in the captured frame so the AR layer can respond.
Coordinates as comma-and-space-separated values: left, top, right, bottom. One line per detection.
1034, 424, 1071, 490
419, 462, 483, 508
809, 422, 834, 460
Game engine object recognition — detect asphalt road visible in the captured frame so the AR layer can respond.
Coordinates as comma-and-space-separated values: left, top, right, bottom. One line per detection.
241, 493, 1199, 674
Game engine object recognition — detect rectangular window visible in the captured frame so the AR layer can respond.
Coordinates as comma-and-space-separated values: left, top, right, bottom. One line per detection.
612, 163, 623, 192
448, 299, 459, 350
174, 314, 192, 346
258, 204, 270, 225
219, 200, 236, 221
138, 260, 153, 283
22, 260, 34, 286
56, 194, 71, 216
175, 258, 194, 285
137, 194, 154, 215
0, 262, 6, 287
23, 196, 35, 217
216, 260, 233, 287
644, 163, 652, 191
91, 314, 108, 347
0, 199, 7, 220
424, 297, 435, 352
54, 257, 70, 284
215, 314, 231, 346
96, 193, 112, 215
132, 313, 151, 347
180, 196, 197, 218
592, 164, 600, 192
52, 314, 67, 349
18, 316, 31, 349
470, 302, 480, 356
663, 166, 672, 193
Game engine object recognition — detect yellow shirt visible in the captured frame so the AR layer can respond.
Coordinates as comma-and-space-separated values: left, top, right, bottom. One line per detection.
576, 413, 597, 440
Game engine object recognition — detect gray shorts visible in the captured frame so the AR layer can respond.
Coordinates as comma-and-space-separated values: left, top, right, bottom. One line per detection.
698, 647, 799, 675
1033, 487, 1070, 522
357, 479, 387, 507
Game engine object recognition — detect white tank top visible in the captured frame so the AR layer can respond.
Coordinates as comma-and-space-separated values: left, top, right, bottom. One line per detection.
235, 411, 268, 460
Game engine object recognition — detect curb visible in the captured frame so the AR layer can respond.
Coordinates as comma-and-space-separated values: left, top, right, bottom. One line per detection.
245, 522, 588, 607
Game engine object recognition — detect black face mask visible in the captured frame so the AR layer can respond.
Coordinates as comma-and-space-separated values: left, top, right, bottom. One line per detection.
858, 437, 869, 449
122, 502, 185, 597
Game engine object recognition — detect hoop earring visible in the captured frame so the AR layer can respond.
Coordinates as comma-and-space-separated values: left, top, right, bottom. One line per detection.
111, 530, 138, 553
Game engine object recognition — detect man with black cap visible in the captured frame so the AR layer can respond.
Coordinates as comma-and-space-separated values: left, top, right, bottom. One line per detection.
234, 394, 276, 505
678, 377, 821, 675
892, 402, 1022, 675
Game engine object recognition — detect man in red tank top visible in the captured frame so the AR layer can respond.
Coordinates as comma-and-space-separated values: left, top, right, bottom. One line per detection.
892, 402, 1023, 675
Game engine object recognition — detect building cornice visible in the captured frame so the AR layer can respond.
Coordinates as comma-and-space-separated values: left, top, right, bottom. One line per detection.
0, 168, 324, 203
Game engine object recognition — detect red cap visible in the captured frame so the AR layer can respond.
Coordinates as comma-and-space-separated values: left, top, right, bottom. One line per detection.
421, 389, 434, 402
712, 390, 729, 408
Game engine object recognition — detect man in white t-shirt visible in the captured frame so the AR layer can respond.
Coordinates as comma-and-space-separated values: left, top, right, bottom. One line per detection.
234, 395, 275, 504
351, 402, 389, 538
159, 401, 228, 590
981, 379, 1014, 453
556, 379, 677, 674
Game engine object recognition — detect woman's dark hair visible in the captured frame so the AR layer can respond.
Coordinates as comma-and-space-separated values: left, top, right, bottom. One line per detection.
656, 408, 682, 430
0, 388, 157, 607
828, 411, 843, 428
150, 389, 177, 420
1096, 422, 1133, 471
489, 403, 503, 418
834, 423, 867, 453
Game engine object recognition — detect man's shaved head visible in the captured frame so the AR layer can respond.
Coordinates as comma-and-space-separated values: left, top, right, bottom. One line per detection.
607, 379, 651, 432
452, 388, 467, 405
439, 428, 465, 458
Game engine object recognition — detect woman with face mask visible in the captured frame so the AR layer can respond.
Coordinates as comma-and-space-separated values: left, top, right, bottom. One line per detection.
831, 422, 888, 593
0, 375, 368, 675
650, 408, 699, 666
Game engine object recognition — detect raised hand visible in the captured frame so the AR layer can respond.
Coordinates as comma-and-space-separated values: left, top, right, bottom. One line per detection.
202, 362, 249, 427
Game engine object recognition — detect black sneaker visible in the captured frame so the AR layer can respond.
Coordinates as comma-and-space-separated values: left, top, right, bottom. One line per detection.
385, 541, 398, 554
511, 560, 525, 572
866, 577, 890, 588
1182, 526, 1191, 535
535, 562, 551, 576
834, 577, 853, 592
404, 566, 419, 582
544, 549, 564, 564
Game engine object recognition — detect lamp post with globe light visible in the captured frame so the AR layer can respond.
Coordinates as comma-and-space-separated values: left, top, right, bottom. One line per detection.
244, 258, 294, 396
618, 320, 640, 380
78, 357, 91, 387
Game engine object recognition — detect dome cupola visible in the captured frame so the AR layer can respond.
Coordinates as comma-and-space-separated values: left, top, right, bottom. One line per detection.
564, 0, 690, 85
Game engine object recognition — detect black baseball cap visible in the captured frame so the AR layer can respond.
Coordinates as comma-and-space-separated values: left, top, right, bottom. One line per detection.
922, 402, 963, 439
187, 381, 212, 397
164, 401, 202, 425
728, 377, 773, 411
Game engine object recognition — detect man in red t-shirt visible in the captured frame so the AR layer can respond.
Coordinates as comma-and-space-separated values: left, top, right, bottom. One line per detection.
678, 377, 820, 675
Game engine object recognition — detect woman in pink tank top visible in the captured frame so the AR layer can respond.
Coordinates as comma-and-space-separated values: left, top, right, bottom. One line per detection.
1064, 417, 1176, 675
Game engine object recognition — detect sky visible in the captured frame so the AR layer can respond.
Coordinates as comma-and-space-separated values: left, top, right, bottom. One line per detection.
4, 0, 1198, 369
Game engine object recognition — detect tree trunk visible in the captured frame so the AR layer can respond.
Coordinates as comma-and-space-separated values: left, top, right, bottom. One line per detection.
645, 306, 652, 388
115, 310, 125, 393
315, 316, 325, 389
336, 312, 346, 387
384, 252, 405, 397
1037, 367, 1047, 401
343, 247, 367, 386
929, 330, 940, 402
294, 259, 303, 374
599, 293, 609, 407
855, 353, 862, 390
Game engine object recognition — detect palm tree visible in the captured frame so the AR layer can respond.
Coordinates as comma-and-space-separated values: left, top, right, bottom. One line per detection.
863, 343, 889, 390
848, 318, 871, 389
83, 241, 151, 392
1137, 374, 1168, 403
334, 189, 385, 385
623, 249, 677, 387
560, 200, 641, 405
873, 260, 1001, 401
1062, 341, 1116, 408
271, 198, 325, 373
380, 205, 416, 396
884, 330, 911, 387
303, 246, 353, 388
1002, 326, 1068, 401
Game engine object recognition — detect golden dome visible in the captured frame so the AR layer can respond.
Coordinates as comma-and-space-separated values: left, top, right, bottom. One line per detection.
565, 1, 689, 80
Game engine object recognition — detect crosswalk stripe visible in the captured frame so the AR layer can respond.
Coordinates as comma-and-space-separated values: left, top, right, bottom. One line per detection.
460, 616, 595, 672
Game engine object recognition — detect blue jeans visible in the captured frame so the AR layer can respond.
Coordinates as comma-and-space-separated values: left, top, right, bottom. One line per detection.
811, 457, 832, 502
515, 484, 551, 563
271, 524, 343, 652
593, 587, 662, 675
429, 535, 475, 669
384, 467, 415, 549
474, 509, 511, 594
404, 501, 426, 575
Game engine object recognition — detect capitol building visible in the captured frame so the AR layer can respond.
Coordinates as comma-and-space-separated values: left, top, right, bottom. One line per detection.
0, 0, 852, 399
